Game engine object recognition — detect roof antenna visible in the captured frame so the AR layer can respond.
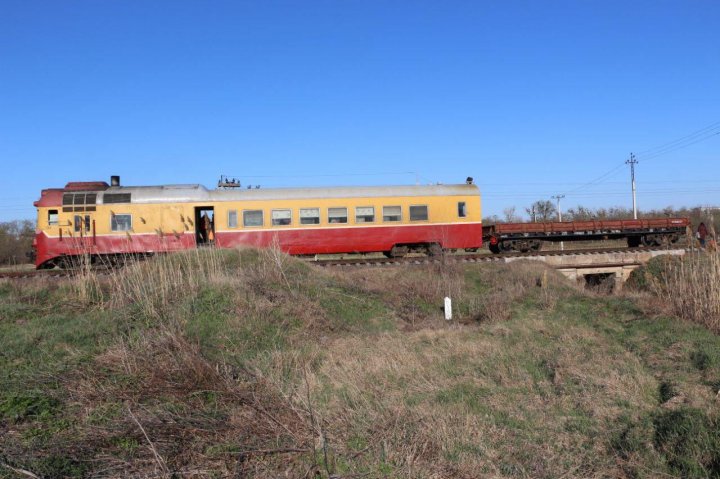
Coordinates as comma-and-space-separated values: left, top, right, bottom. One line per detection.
218, 175, 241, 189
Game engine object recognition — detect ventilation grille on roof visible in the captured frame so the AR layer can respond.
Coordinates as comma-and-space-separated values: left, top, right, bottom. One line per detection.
103, 193, 132, 204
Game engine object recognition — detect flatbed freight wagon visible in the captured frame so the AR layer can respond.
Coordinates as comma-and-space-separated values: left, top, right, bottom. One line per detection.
483, 217, 689, 253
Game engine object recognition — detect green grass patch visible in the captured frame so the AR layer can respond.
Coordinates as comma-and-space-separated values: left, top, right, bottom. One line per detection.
435, 383, 491, 414
319, 285, 394, 333
0, 392, 60, 423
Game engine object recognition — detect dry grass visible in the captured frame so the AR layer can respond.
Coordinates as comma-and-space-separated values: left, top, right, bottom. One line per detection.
284, 317, 659, 478
3, 247, 720, 478
106, 248, 227, 320
638, 251, 720, 333
332, 259, 575, 329
64, 324, 319, 478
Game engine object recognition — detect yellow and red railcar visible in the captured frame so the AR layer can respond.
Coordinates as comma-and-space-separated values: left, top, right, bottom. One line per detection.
32, 177, 482, 268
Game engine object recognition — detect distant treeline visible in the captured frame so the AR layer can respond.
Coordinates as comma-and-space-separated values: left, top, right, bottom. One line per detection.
0, 220, 34, 265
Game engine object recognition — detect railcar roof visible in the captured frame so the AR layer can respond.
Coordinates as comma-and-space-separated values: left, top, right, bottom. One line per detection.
97, 183, 480, 204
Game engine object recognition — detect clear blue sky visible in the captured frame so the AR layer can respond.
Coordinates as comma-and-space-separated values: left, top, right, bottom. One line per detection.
1, 0, 718, 221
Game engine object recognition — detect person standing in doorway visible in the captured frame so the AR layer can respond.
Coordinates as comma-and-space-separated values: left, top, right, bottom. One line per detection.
199, 212, 209, 244
698, 222, 708, 248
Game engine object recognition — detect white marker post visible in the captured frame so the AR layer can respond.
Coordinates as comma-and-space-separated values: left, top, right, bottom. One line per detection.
444, 297, 452, 321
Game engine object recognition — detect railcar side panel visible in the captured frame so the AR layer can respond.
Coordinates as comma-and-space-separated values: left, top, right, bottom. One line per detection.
214, 222, 481, 254
34, 181, 482, 267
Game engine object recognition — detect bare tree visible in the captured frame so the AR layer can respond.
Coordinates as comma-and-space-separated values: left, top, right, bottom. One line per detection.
0, 220, 34, 265
525, 200, 556, 222
502, 207, 521, 223
565, 205, 594, 221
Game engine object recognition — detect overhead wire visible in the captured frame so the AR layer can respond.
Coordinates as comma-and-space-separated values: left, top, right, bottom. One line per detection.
547, 120, 720, 203
635, 120, 720, 156
562, 164, 626, 196
636, 129, 720, 162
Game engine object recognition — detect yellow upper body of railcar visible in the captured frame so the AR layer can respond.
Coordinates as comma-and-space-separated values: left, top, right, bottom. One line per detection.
34, 181, 482, 266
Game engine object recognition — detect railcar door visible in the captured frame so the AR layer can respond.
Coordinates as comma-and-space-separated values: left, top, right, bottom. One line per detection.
72, 213, 96, 249
194, 206, 215, 246
64, 191, 98, 256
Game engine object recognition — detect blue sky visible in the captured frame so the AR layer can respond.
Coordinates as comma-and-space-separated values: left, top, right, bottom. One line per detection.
1, 0, 718, 221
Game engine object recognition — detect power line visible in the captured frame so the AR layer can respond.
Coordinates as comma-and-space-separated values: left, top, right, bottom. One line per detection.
638, 130, 720, 162
553, 121, 720, 202
636, 120, 720, 156
484, 186, 720, 199
561, 163, 626, 195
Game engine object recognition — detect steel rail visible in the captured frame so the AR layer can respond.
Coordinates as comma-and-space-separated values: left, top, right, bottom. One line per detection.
0, 245, 688, 279
305, 246, 685, 268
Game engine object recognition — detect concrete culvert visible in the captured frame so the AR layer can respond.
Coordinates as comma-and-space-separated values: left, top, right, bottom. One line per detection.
584, 272, 616, 293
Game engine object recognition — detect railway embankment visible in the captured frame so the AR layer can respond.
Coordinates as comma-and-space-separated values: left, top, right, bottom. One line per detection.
1, 248, 719, 478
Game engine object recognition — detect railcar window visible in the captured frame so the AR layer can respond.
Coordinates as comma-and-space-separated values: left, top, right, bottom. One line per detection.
74, 215, 82, 233
228, 210, 238, 228
300, 208, 320, 225
272, 209, 292, 226
111, 214, 132, 232
243, 210, 264, 227
103, 193, 131, 204
62, 193, 98, 213
355, 206, 375, 223
62, 194, 73, 212
328, 207, 348, 224
48, 210, 58, 226
458, 202, 467, 218
84, 215, 90, 232
410, 205, 429, 221
383, 206, 402, 222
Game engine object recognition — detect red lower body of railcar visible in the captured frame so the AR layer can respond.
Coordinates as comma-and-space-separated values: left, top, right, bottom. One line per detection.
34, 223, 483, 268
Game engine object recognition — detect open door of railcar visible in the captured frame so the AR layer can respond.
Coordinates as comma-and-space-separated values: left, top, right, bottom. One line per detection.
194, 206, 215, 246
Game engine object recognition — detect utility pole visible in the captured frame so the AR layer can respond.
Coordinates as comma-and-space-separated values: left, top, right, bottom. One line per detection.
626, 153, 638, 219
552, 194, 565, 250
551, 194, 565, 222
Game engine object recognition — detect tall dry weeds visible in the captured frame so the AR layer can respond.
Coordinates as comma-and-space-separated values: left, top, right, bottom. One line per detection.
69, 253, 104, 305
651, 251, 720, 332
106, 248, 226, 320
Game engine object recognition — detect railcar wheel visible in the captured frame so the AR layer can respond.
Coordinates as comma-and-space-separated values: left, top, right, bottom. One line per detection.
489, 243, 501, 254
384, 245, 409, 258
56, 255, 73, 269
627, 236, 641, 248
427, 243, 443, 256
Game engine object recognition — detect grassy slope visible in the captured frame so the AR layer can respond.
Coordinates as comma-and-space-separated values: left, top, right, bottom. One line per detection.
0, 249, 719, 478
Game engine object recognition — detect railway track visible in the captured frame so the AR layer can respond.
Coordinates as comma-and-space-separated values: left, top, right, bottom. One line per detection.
0, 246, 687, 280
0, 269, 73, 280
0, 267, 114, 280
306, 246, 684, 267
